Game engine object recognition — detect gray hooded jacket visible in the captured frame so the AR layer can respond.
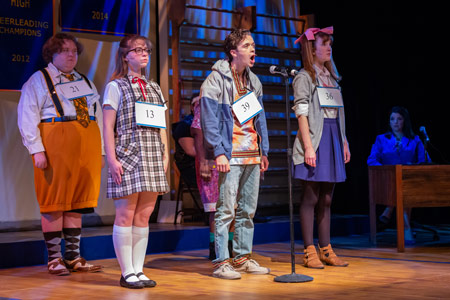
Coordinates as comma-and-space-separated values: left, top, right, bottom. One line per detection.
291, 69, 347, 165
200, 59, 269, 160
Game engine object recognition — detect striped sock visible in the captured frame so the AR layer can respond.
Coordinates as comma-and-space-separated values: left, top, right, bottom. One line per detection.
43, 231, 62, 262
213, 259, 230, 269
63, 227, 81, 261
232, 255, 249, 266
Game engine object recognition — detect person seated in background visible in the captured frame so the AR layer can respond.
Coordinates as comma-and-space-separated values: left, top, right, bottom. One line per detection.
190, 94, 234, 260
172, 99, 196, 190
367, 106, 430, 244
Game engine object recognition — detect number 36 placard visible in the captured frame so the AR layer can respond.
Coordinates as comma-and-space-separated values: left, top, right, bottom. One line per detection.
135, 101, 166, 129
317, 86, 344, 108
232, 91, 262, 124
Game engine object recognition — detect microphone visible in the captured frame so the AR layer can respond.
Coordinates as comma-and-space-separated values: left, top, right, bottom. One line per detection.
419, 126, 430, 143
269, 65, 299, 77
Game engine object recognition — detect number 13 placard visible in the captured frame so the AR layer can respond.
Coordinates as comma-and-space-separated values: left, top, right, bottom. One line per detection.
135, 101, 166, 129
232, 91, 262, 124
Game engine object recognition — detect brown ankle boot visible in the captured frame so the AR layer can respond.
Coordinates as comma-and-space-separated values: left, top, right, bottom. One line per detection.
303, 245, 324, 269
319, 244, 349, 267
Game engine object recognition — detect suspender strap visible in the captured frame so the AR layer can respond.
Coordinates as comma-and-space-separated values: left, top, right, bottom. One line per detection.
77, 70, 96, 114
77, 71, 92, 88
40, 68, 64, 117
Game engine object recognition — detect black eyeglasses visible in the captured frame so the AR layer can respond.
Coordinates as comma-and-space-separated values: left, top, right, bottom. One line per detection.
127, 47, 152, 55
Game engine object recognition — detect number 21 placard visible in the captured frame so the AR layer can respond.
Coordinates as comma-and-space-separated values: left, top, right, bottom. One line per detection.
58, 79, 94, 100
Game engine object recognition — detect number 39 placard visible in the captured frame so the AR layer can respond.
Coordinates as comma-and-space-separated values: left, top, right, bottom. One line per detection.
135, 101, 166, 129
232, 91, 262, 124
317, 86, 344, 108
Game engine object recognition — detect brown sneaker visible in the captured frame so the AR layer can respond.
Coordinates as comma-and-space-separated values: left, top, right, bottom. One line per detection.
318, 244, 349, 267
303, 245, 324, 269
64, 257, 102, 272
48, 258, 70, 276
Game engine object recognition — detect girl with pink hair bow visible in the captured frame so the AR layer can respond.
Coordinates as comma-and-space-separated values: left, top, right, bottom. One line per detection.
291, 26, 351, 269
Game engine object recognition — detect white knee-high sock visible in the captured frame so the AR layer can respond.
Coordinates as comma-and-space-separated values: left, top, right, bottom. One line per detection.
113, 225, 138, 282
132, 226, 149, 279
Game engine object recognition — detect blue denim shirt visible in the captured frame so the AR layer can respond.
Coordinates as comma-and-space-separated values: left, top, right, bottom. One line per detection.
367, 133, 429, 166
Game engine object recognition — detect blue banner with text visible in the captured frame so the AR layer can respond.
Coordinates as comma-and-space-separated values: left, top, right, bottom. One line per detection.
0, 0, 54, 91
60, 0, 139, 36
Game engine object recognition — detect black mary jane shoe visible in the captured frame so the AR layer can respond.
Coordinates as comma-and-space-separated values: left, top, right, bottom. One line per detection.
120, 273, 145, 289
136, 272, 157, 288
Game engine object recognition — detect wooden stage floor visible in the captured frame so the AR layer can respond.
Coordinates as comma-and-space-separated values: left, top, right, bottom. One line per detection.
0, 240, 449, 300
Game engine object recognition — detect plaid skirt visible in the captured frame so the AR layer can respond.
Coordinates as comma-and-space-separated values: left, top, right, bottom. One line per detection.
106, 128, 169, 198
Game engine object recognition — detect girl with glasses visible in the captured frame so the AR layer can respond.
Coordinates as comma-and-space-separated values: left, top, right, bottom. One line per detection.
103, 35, 169, 289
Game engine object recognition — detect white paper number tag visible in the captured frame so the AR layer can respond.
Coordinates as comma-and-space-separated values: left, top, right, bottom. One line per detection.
58, 79, 94, 100
135, 101, 166, 129
317, 86, 344, 108
231, 91, 262, 124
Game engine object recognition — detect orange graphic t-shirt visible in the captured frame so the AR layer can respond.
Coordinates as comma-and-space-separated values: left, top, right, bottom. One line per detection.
229, 68, 260, 165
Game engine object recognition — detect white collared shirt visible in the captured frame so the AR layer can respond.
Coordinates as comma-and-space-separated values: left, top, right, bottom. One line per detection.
17, 63, 104, 155
103, 75, 167, 111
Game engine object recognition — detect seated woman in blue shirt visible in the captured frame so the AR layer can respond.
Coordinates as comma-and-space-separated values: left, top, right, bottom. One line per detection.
367, 106, 430, 244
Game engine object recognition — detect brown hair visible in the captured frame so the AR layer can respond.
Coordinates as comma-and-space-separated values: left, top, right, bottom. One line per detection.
388, 106, 415, 139
224, 29, 251, 62
110, 35, 153, 80
299, 32, 340, 82
42, 33, 83, 63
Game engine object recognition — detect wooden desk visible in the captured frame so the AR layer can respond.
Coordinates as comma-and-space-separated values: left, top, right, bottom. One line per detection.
368, 165, 450, 252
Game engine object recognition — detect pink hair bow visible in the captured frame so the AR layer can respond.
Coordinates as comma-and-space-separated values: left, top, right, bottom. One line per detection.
294, 26, 334, 44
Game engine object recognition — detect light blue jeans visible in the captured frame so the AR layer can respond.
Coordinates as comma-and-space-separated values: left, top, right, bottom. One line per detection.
213, 164, 260, 263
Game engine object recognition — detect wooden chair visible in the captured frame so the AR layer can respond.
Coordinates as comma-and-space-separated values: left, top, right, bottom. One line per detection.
173, 174, 205, 224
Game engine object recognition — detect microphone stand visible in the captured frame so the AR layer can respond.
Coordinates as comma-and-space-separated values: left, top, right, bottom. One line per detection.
424, 141, 430, 164
421, 129, 431, 164
273, 71, 313, 283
